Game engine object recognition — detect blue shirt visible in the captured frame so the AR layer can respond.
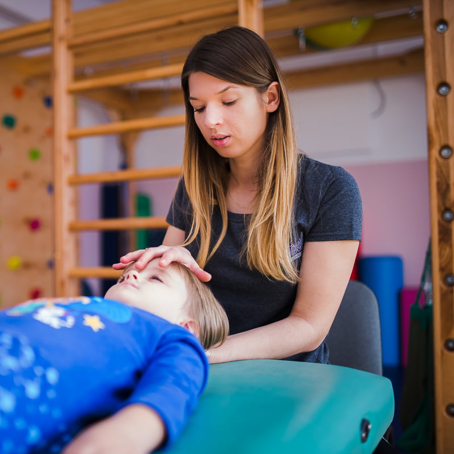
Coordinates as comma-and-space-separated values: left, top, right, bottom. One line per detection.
0, 297, 208, 453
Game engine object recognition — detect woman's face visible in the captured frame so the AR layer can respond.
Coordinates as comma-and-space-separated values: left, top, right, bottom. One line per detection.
188, 72, 278, 166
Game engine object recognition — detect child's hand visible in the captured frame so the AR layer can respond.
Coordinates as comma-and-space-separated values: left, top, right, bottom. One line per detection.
62, 404, 165, 454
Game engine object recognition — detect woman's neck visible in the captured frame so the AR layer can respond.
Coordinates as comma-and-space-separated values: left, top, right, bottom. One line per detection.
227, 165, 259, 214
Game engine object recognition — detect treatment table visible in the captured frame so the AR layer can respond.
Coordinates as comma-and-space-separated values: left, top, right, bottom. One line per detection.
159, 360, 394, 454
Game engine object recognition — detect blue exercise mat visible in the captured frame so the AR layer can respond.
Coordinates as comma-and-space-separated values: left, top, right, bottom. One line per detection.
360, 256, 403, 367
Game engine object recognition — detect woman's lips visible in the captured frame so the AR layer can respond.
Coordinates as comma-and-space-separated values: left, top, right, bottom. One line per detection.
211, 136, 230, 147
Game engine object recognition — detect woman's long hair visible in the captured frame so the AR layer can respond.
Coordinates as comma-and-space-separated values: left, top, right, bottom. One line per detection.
181, 26, 300, 283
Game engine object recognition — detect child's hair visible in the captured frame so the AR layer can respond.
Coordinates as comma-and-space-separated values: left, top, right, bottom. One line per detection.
172, 263, 229, 350
180, 26, 300, 284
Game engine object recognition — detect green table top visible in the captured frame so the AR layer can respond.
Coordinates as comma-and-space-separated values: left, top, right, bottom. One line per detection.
160, 360, 394, 454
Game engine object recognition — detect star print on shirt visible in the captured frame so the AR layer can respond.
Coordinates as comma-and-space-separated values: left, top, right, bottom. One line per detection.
83, 314, 105, 332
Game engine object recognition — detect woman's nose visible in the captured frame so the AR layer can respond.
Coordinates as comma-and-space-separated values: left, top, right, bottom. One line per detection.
204, 106, 222, 128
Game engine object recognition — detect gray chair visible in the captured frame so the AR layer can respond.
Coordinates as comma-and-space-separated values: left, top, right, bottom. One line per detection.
327, 280, 383, 376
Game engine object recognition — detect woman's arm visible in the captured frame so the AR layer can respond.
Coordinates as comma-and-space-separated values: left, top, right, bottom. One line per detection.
62, 404, 165, 454
207, 240, 359, 363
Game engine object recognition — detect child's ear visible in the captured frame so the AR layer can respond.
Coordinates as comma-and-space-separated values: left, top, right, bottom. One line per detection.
179, 319, 200, 338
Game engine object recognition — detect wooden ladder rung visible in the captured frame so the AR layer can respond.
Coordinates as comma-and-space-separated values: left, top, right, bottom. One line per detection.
68, 63, 184, 93
69, 267, 122, 279
67, 3, 238, 48
0, 19, 50, 43
69, 217, 168, 231
68, 166, 181, 185
68, 115, 185, 138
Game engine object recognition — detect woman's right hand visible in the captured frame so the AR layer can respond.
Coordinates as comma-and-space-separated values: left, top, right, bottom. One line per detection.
112, 245, 212, 282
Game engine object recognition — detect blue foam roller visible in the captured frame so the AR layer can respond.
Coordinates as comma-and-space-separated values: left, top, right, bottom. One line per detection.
359, 256, 403, 367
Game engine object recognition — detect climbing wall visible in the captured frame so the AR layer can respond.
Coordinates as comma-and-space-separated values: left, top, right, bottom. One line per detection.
0, 68, 54, 308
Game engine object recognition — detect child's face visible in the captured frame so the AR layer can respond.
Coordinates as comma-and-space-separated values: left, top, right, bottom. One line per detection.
105, 259, 189, 324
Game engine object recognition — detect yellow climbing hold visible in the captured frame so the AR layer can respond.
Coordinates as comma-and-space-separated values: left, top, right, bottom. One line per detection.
7, 256, 22, 271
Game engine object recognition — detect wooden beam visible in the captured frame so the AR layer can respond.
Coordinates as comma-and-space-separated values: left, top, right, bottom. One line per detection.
71, 15, 237, 69
69, 267, 122, 279
423, 0, 454, 452
77, 88, 133, 112
0, 19, 49, 43
69, 217, 168, 231
69, 2, 237, 48
267, 13, 423, 59
0, 0, 236, 57
52, 0, 79, 297
68, 63, 184, 92
68, 114, 185, 138
285, 48, 424, 90
68, 166, 181, 185
264, 0, 423, 33
238, 0, 264, 37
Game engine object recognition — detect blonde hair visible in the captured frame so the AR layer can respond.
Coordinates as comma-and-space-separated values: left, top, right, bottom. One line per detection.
174, 263, 229, 350
118, 262, 229, 350
181, 26, 301, 283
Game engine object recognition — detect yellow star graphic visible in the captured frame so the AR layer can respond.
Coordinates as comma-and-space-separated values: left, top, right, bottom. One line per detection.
83, 314, 105, 332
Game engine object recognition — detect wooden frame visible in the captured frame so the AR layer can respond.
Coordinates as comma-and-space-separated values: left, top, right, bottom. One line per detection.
423, 0, 454, 451
0, 0, 452, 451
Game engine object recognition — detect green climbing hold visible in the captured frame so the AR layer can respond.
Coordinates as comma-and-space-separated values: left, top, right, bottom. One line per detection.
29, 148, 41, 161
2, 114, 16, 129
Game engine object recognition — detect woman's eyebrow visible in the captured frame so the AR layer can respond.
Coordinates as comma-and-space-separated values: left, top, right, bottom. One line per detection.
189, 85, 238, 101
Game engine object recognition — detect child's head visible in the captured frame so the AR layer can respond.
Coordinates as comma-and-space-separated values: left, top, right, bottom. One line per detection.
105, 259, 228, 350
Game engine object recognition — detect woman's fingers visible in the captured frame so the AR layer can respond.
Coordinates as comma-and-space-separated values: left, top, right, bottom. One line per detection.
113, 246, 212, 282
158, 248, 212, 282
112, 249, 147, 269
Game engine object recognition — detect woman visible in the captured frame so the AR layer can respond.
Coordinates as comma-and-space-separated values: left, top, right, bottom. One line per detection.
114, 26, 362, 364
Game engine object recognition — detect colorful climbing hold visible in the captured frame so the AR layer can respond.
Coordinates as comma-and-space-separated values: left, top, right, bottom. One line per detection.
30, 288, 43, 299
29, 148, 41, 161
2, 114, 16, 129
47, 259, 54, 269
12, 86, 24, 99
45, 126, 53, 137
7, 179, 19, 191
29, 219, 41, 231
43, 96, 53, 108
7, 256, 22, 271
47, 183, 54, 195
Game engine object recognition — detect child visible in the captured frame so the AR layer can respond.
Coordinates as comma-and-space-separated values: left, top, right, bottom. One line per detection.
0, 259, 229, 454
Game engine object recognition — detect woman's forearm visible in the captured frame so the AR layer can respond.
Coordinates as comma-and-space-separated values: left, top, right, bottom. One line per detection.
208, 315, 322, 363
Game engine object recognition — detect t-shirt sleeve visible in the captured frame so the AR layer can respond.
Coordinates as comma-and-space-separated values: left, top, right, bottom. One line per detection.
306, 166, 362, 242
166, 177, 192, 232
125, 330, 208, 447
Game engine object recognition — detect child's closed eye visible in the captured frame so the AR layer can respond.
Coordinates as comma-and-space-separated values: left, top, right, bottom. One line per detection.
150, 275, 163, 283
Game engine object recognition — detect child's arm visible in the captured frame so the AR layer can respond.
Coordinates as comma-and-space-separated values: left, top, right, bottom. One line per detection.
62, 404, 165, 454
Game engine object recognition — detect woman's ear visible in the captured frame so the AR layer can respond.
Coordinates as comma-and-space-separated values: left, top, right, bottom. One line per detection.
264, 81, 280, 113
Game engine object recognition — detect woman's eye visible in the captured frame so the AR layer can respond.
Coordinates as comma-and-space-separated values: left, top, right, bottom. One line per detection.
150, 276, 163, 283
223, 100, 237, 106
193, 106, 205, 113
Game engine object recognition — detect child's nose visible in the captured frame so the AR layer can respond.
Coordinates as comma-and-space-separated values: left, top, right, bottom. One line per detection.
126, 271, 139, 281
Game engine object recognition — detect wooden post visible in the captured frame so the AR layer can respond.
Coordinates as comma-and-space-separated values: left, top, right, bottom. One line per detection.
52, 0, 79, 296
423, 0, 454, 452
238, 0, 264, 37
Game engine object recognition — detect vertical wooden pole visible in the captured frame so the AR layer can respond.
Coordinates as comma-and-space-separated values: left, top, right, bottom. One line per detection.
238, 0, 264, 37
423, 0, 454, 452
53, 0, 79, 296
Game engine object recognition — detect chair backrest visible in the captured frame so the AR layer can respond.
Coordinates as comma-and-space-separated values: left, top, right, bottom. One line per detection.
326, 280, 383, 375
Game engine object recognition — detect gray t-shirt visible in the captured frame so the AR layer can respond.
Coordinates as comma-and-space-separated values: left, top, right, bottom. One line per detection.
166, 156, 362, 363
